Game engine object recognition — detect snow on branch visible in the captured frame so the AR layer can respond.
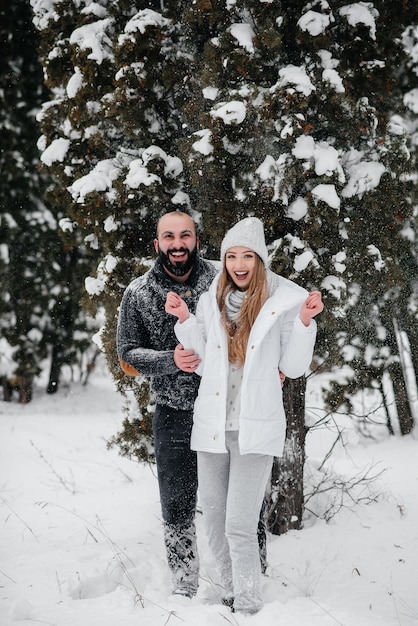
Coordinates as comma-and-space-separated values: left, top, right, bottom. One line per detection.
275, 65, 316, 96
298, 9, 334, 37
342, 161, 386, 198
70, 18, 114, 65
119, 9, 171, 44
210, 101, 247, 125
68, 158, 123, 203
339, 2, 379, 41
229, 23, 255, 53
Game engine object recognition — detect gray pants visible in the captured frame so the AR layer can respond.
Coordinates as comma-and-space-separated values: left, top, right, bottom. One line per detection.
197, 431, 273, 613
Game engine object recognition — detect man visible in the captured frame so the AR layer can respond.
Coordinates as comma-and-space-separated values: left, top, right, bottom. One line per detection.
117, 210, 268, 599
117, 211, 217, 598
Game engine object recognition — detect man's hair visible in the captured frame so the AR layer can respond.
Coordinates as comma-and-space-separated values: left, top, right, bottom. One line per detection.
156, 211, 198, 237
216, 254, 268, 367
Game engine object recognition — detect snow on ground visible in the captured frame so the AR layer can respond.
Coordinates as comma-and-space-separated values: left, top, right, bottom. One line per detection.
1, 358, 418, 626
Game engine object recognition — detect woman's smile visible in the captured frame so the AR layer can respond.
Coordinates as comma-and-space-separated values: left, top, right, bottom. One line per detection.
225, 247, 256, 289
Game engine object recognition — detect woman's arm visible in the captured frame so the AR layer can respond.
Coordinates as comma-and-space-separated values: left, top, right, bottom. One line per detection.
279, 291, 323, 378
167, 293, 209, 377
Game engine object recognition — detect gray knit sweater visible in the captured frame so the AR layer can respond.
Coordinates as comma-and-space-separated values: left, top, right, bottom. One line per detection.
117, 256, 218, 411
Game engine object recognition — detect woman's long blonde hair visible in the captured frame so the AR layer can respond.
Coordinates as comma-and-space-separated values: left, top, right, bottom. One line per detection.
217, 254, 268, 367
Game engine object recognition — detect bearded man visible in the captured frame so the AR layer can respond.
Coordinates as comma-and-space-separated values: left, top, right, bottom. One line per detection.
117, 211, 217, 598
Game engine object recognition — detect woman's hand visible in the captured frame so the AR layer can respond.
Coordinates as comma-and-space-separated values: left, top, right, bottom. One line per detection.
165, 291, 190, 324
300, 291, 324, 326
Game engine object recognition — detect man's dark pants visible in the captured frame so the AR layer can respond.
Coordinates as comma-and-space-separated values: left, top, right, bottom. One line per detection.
153, 405, 199, 595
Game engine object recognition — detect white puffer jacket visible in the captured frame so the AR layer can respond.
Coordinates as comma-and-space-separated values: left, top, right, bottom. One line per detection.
174, 271, 317, 457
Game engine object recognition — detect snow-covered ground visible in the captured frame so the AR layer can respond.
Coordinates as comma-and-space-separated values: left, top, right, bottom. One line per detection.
1, 358, 417, 626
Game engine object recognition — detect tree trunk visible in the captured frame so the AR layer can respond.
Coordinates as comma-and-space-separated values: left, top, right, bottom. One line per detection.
405, 328, 418, 399
396, 310, 418, 428
47, 344, 63, 394
266, 376, 307, 535
388, 361, 414, 435
379, 379, 395, 436
386, 316, 414, 435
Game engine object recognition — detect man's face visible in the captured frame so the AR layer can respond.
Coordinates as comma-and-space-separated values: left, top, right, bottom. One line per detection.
154, 213, 199, 279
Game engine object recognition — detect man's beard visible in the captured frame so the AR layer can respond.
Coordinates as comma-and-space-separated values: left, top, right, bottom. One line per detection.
159, 246, 198, 277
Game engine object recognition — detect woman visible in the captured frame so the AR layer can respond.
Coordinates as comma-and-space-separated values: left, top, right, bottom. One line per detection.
165, 217, 323, 614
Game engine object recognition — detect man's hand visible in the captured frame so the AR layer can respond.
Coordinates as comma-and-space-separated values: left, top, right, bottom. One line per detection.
174, 344, 201, 372
300, 291, 324, 327
165, 291, 190, 324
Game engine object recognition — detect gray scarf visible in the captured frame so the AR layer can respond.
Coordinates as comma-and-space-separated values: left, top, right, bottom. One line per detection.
225, 289, 246, 322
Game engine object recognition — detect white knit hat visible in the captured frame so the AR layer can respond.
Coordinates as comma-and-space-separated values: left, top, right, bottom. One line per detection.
220, 217, 269, 267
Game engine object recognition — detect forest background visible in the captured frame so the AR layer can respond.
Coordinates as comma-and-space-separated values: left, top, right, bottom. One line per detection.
1, 0, 418, 533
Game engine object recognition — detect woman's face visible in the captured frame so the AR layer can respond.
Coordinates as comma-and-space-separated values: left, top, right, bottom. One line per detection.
225, 246, 257, 290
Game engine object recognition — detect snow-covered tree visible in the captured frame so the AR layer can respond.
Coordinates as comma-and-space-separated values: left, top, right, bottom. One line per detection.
31, 0, 418, 531
0, 0, 57, 400
0, 0, 98, 401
